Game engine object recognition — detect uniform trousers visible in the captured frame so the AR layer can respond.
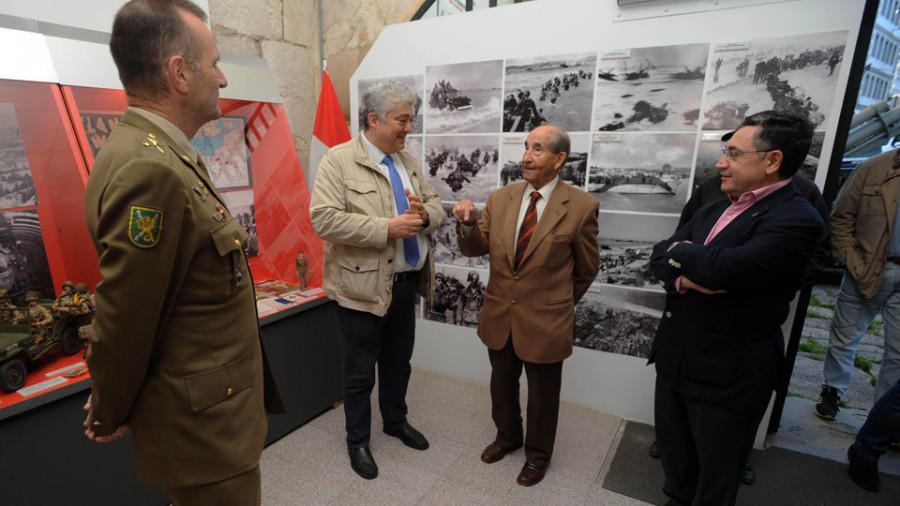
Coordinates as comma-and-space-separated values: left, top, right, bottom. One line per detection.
166, 464, 260, 506
336, 273, 417, 448
654, 378, 765, 506
488, 336, 563, 467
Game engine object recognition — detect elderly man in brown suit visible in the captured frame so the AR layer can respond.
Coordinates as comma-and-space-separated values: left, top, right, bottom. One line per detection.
454, 125, 600, 486
82, 1, 282, 504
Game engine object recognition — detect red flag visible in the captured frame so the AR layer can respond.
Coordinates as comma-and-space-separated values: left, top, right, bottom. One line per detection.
309, 70, 351, 189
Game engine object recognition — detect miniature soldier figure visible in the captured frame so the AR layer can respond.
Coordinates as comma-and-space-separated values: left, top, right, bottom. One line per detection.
72, 283, 94, 315
20, 291, 52, 343
0, 289, 16, 323
52, 280, 76, 313
296, 250, 308, 290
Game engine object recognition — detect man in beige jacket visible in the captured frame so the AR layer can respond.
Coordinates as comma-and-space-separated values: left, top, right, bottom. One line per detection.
310, 80, 444, 480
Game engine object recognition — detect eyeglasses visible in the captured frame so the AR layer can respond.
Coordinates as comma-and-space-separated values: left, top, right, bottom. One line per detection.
721, 146, 773, 160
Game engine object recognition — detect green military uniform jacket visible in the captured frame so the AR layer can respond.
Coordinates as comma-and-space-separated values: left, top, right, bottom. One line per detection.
84, 109, 282, 488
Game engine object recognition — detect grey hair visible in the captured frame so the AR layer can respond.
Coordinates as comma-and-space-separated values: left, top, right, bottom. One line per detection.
359, 80, 417, 131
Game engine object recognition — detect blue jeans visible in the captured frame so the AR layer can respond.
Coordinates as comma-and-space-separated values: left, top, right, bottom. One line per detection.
854, 378, 900, 461
824, 265, 900, 401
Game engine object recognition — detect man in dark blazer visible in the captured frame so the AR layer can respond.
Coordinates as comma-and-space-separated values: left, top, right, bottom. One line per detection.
453, 125, 600, 486
82, 1, 282, 504
649, 110, 824, 505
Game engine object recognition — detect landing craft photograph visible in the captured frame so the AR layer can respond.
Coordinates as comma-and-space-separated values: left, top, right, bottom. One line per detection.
424, 264, 488, 329
425, 135, 499, 203
425, 60, 503, 134
498, 133, 588, 188
0, 104, 38, 209
596, 211, 677, 288
588, 133, 694, 214
592, 43, 709, 132
702, 30, 847, 130
404, 135, 424, 169
358, 74, 424, 134
431, 203, 489, 270
503, 52, 596, 132
574, 285, 664, 359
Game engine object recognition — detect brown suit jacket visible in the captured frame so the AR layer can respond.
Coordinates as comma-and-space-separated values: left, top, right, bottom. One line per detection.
84, 109, 283, 488
457, 180, 600, 363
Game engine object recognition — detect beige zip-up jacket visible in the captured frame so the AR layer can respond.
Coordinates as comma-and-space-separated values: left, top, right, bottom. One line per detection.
832, 149, 900, 298
310, 135, 444, 316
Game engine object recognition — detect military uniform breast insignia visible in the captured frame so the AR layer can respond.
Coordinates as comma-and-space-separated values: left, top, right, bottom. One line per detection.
141, 133, 165, 153
213, 203, 227, 222
128, 205, 164, 248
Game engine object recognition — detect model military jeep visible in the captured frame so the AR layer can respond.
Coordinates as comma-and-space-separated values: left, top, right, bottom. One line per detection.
0, 306, 82, 392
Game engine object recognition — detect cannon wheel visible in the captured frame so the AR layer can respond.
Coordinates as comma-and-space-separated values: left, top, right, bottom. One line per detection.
0, 358, 26, 392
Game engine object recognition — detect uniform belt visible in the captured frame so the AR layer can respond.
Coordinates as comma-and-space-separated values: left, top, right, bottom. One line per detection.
888, 257, 900, 265
393, 270, 419, 283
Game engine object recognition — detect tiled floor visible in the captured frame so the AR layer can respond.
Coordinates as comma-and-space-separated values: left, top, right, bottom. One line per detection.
260, 368, 651, 505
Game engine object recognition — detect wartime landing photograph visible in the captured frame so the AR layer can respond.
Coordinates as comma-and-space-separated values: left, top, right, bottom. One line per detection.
588, 133, 695, 214
0, 210, 54, 300
221, 189, 258, 257
596, 211, 677, 288
425, 60, 503, 134
358, 74, 424, 134
498, 133, 588, 189
431, 203, 489, 270
425, 135, 499, 203
574, 285, 665, 359
0, 103, 39, 210
80, 110, 122, 159
423, 264, 487, 329
503, 52, 596, 133
592, 43, 709, 132
702, 30, 847, 131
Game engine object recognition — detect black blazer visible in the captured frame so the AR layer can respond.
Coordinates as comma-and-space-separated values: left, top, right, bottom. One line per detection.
649, 180, 824, 414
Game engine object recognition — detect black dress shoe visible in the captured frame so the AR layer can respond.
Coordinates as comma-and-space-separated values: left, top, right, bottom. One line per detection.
348, 447, 378, 479
847, 444, 880, 492
741, 462, 755, 485
384, 422, 429, 450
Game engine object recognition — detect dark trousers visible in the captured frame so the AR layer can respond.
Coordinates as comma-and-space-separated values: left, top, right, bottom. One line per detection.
336, 274, 417, 448
855, 377, 900, 461
654, 378, 765, 506
488, 336, 563, 467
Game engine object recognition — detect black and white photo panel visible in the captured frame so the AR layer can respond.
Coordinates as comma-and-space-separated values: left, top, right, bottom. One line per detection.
702, 31, 847, 130
425, 135, 499, 203
432, 203, 489, 270
588, 133, 695, 214
592, 43, 708, 132
503, 52, 596, 133
575, 284, 665, 359
425, 60, 504, 134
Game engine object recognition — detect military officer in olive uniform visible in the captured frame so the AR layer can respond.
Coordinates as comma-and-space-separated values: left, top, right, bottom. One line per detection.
82, 1, 282, 504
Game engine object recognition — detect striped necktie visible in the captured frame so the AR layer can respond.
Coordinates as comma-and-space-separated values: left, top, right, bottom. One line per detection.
384, 155, 420, 267
515, 191, 541, 269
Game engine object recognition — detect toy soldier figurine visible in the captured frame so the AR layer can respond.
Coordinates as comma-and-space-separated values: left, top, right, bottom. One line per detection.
21, 291, 52, 343
296, 250, 308, 290
0, 289, 16, 323
53, 280, 76, 312
72, 283, 94, 315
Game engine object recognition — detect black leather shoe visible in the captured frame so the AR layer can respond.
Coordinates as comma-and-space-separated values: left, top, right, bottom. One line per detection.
847, 444, 880, 492
741, 462, 755, 485
348, 447, 378, 479
384, 422, 429, 450
649, 440, 659, 459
